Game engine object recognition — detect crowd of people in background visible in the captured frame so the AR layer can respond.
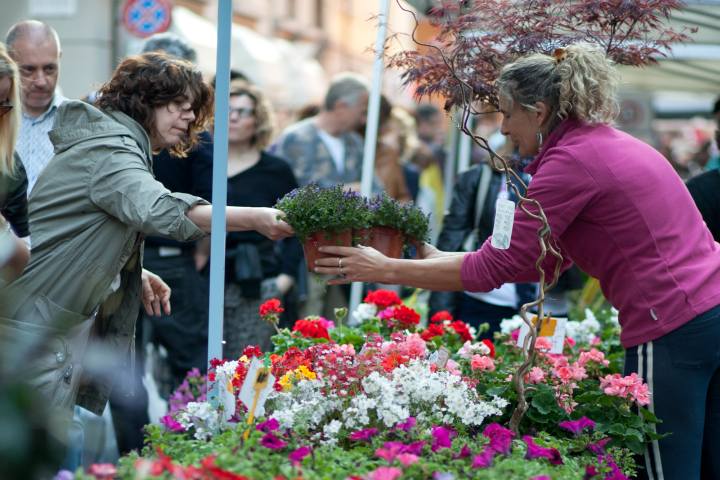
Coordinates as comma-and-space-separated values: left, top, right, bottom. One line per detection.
0, 18, 719, 477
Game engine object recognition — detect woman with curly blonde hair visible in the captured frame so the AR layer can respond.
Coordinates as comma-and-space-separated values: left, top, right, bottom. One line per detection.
316, 43, 720, 479
0, 42, 29, 238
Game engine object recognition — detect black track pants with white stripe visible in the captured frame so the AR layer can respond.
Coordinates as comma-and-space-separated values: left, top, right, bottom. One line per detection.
624, 303, 720, 480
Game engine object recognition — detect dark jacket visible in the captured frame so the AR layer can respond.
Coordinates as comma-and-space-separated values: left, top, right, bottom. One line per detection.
0, 153, 29, 237
429, 164, 534, 315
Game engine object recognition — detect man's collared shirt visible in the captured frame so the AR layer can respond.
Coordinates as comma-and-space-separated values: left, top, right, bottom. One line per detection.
17, 93, 68, 194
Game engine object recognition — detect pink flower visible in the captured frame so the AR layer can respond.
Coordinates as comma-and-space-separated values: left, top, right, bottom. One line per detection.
431, 426, 456, 452
482, 423, 514, 455
260, 433, 287, 450
396, 453, 419, 466
535, 337, 552, 351
401, 333, 427, 358
369, 466, 403, 480
445, 359, 462, 376
394, 416, 416, 432
316, 316, 336, 330
578, 348, 609, 367
350, 428, 379, 442
587, 437, 611, 455
256, 418, 280, 433
527, 367, 546, 384
523, 436, 563, 465
558, 416, 596, 436
471, 447, 495, 468
470, 355, 495, 372
510, 328, 520, 342
288, 445, 312, 466
87, 464, 117, 479
453, 444, 472, 459
160, 414, 184, 432
599, 373, 651, 406
531, 476, 552, 480
376, 442, 404, 462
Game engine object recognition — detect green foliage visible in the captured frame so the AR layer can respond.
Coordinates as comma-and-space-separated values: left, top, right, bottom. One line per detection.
275, 184, 368, 241
400, 202, 431, 243
367, 193, 406, 229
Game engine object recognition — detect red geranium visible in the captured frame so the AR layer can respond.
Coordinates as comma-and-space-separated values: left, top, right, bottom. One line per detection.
381, 305, 421, 330
293, 318, 331, 340
451, 320, 473, 342
481, 339, 496, 358
242, 345, 263, 359
364, 289, 402, 309
259, 298, 284, 318
421, 323, 445, 341
430, 310, 454, 323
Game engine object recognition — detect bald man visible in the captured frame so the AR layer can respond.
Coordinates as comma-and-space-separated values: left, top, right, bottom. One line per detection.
6, 20, 66, 194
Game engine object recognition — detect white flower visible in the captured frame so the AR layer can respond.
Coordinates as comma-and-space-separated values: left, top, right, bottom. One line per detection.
350, 303, 378, 326
457, 341, 490, 359
500, 315, 525, 334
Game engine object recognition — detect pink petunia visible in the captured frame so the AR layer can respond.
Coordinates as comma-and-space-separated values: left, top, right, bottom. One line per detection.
587, 437, 611, 455
349, 428, 379, 442
431, 426, 456, 452
558, 416, 596, 436
396, 453, 419, 466
453, 444, 472, 459
260, 433, 287, 450
369, 466, 403, 480
523, 436, 564, 465
288, 445, 312, 466
159, 414, 185, 433
256, 418, 280, 433
471, 447, 495, 469
482, 423, 514, 455
394, 416, 417, 432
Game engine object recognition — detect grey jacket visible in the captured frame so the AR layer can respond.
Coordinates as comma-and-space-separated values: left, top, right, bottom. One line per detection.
0, 101, 208, 414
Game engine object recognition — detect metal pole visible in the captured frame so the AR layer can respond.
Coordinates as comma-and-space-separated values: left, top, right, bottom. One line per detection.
349, 0, 390, 314
207, 0, 232, 367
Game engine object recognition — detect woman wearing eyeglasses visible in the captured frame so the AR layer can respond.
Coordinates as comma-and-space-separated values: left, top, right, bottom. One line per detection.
0, 43, 29, 239
221, 81, 301, 357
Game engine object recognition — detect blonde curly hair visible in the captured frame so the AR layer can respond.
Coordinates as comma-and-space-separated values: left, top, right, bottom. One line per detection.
497, 42, 619, 129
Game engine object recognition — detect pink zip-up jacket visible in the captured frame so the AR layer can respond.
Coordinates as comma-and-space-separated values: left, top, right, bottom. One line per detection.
461, 118, 720, 347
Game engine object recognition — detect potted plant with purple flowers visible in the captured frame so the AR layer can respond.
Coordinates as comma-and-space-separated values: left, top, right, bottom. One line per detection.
356, 193, 406, 258
275, 184, 367, 270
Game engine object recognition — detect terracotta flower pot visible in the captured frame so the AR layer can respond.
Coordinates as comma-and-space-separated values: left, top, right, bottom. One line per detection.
369, 226, 404, 259
302, 230, 353, 272
353, 228, 373, 246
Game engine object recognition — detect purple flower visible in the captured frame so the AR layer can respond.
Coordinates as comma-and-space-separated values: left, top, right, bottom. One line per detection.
159, 414, 185, 433
395, 416, 417, 432
586, 437, 611, 455
256, 418, 280, 433
559, 416, 596, 436
53, 471, 74, 480
260, 433, 287, 450
523, 436, 564, 465
453, 444, 472, 459
288, 445, 312, 466
433, 473, 455, 480
482, 423, 514, 455
431, 426, 456, 452
376, 442, 404, 462
403, 440, 426, 456
531, 477, 552, 480
584, 464, 599, 479
349, 427, 379, 442
471, 448, 495, 469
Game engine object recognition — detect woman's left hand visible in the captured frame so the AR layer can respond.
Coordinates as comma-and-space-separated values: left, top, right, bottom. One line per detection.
141, 268, 171, 316
255, 208, 295, 240
314, 245, 390, 285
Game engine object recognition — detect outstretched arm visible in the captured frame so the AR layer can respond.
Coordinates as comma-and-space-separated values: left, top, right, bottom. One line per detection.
186, 205, 293, 241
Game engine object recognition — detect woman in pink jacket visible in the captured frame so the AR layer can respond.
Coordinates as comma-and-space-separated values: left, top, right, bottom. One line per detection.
316, 43, 720, 480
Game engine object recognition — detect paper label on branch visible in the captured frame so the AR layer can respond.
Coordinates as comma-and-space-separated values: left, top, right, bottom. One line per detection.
517, 316, 567, 354
216, 369, 236, 421
239, 358, 276, 418
491, 198, 515, 249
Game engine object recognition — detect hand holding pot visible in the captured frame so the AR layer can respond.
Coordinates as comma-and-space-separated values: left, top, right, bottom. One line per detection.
314, 245, 389, 285
254, 208, 294, 240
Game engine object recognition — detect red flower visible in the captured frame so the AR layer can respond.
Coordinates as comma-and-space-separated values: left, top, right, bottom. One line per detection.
421, 323, 445, 341
293, 319, 331, 340
259, 299, 284, 323
200, 455, 251, 479
430, 310, 454, 323
364, 289, 402, 309
209, 358, 226, 369
382, 351, 410, 372
384, 305, 420, 329
481, 339, 496, 358
451, 320, 473, 342
242, 345, 263, 359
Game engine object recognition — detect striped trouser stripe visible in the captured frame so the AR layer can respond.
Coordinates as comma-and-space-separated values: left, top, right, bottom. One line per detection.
639, 342, 664, 480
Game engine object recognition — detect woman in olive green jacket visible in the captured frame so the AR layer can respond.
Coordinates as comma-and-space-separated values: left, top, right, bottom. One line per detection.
0, 53, 292, 424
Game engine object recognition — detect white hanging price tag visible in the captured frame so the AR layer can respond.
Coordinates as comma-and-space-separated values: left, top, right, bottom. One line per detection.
491, 198, 515, 249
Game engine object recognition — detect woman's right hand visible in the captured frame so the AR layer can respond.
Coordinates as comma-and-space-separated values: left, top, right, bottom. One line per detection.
253, 207, 294, 240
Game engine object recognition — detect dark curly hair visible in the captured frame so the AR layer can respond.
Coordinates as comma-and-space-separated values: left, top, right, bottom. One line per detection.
95, 52, 213, 157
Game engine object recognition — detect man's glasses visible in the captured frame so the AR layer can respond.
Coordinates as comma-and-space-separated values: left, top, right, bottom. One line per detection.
229, 107, 254, 120
0, 104, 12, 117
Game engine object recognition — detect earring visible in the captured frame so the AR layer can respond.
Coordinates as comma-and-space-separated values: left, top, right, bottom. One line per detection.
536, 131, 544, 148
